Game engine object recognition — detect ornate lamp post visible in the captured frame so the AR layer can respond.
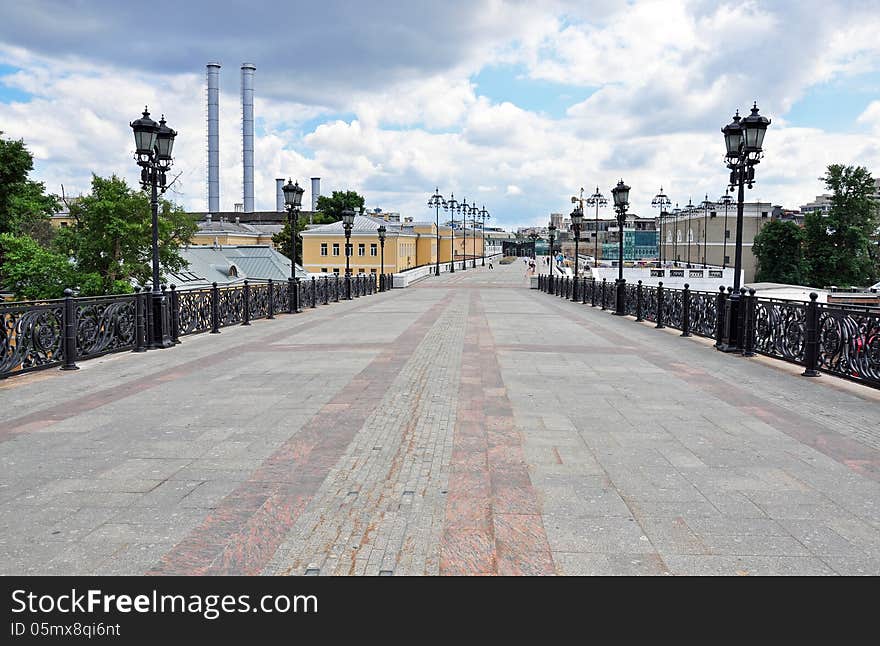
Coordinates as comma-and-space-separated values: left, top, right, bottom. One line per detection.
342, 207, 355, 299
378, 224, 387, 291
444, 193, 458, 273
719, 189, 733, 268
547, 223, 556, 274
685, 197, 694, 267
718, 102, 771, 352
611, 179, 630, 316
428, 188, 445, 276
671, 203, 680, 265
585, 186, 607, 268
651, 187, 671, 267
700, 194, 713, 268
479, 205, 489, 266
570, 206, 584, 277
470, 201, 478, 268
283, 179, 305, 312
457, 198, 467, 271
528, 232, 539, 258
131, 107, 176, 349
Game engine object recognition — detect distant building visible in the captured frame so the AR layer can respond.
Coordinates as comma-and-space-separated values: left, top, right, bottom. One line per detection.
169, 244, 308, 290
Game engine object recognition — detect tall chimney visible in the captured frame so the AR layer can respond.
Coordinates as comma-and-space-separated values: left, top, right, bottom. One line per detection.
206, 62, 221, 212
276, 178, 284, 212
310, 177, 320, 224
241, 63, 256, 213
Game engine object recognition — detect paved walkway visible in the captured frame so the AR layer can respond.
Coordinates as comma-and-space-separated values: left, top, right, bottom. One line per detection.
1, 261, 879, 575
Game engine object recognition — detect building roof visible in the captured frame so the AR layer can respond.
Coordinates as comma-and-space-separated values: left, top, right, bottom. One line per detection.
169, 245, 308, 289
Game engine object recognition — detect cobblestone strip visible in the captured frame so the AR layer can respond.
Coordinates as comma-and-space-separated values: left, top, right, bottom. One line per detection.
440, 290, 555, 575
148, 292, 455, 575
263, 294, 467, 576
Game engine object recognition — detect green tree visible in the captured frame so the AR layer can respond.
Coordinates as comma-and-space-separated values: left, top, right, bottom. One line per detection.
804, 164, 879, 287
0, 233, 89, 300
752, 219, 808, 284
0, 132, 59, 237
54, 174, 197, 293
315, 190, 365, 222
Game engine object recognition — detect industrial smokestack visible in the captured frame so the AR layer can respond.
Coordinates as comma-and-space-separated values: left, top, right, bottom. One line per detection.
206, 62, 221, 212
311, 176, 320, 211
276, 178, 284, 212
241, 63, 256, 213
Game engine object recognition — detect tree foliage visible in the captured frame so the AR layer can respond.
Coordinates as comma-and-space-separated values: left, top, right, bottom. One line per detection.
0, 233, 84, 300
752, 219, 808, 284
804, 164, 879, 288
314, 190, 365, 222
54, 175, 197, 293
0, 132, 59, 238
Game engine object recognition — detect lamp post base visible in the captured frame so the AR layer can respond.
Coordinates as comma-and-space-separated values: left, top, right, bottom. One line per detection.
716, 295, 741, 352
149, 292, 174, 349
613, 278, 627, 316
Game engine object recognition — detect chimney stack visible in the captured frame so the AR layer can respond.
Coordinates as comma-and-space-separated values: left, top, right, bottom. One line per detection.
276, 178, 285, 212
310, 177, 320, 224
206, 63, 221, 212
241, 63, 256, 213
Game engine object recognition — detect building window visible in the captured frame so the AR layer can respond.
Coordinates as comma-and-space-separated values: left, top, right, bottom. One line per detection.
370, 243, 377, 256
321, 243, 328, 256
321, 268, 328, 272
724, 255, 730, 265
761, 211, 768, 218
346, 243, 352, 257
358, 243, 365, 256
333, 268, 340, 274
370, 268, 377, 274
332, 243, 340, 256
724, 230, 730, 239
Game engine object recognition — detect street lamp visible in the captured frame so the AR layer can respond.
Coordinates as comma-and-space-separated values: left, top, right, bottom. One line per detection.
528, 232, 539, 259
479, 206, 489, 266
718, 189, 733, 268
585, 186, 607, 268
469, 201, 478, 268
611, 179, 630, 316
131, 107, 176, 349
457, 198, 467, 271
428, 188, 445, 276
547, 223, 557, 275
282, 178, 305, 312
718, 102, 771, 353
342, 207, 355, 299
671, 203, 681, 265
684, 197, 694, 267
378, 224, 387, 291
570, 206, 584, 277
651, 187, 671, 267
700, 194, 713, 268
443, 193, 457, 273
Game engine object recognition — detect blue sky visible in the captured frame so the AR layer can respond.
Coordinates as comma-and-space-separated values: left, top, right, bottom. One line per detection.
1, 1, 878, 230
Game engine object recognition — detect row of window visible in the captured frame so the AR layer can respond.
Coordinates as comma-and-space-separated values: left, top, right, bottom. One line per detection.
319, 268, 378, 275
320, 243, 379, 257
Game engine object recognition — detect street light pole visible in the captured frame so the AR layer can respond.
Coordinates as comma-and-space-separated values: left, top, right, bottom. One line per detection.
458, 199, 467, 271
671, 203, 680, 265
444, 193, 457, 273
342, 208, 355, 299
700, 194, 712, 268
480, 206, 489, 266
685, 197, 694, 267
378, 224, 386, 291
130, 107, 176, 349
283, 179, 305, 312
586, 187, 607, 268
547, 223, 556, 275
611, 179, 630, 316
428, 188, 445, 276
570, 206, 583, 277
718, 103, 771, 352
651, 187, 671, 267
719, 189, 732, 268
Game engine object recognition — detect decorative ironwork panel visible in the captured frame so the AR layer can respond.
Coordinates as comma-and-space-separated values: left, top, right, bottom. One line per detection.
273, 281, 290, 313
664, 288, 684, 330
249, 283, 270, 320
754, 298, 806, 365
624, 284, 638, 317
690, 290, 718, 339
816, 304, 880, 387
642, 286, 658, 323
217, 286, 245, 327
177, 289, 213, 336
307, 281, 316, 307
76, 295, 137, 359
0, 299, 64, 377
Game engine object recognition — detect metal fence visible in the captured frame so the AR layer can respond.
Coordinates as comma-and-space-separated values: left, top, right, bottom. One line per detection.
537, 274, 880, 390
1, 273, 388, 379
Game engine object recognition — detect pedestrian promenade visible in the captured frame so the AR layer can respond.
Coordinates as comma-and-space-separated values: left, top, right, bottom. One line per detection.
1, 260, 878, 575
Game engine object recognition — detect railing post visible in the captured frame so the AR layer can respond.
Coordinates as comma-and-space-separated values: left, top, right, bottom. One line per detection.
144, 283, 155, 347
681, 283, 692, 337
714, 286, 726, 347
736, 287, 748, 353
802, 292, 820, 377
591, 278, 597, 307
133, 286, 146, 353
210, 282, 220, 333
742, 288, 757, 357
311, 276, 318, 308
60, 288, 79, 371
267, 279, 275, 319
582, 277, 588, 304
169, 284, 180, 343
636, 280, 643, 322
601, 278, 607, 310
656, 281, 665, 329
242, 280, 251, 325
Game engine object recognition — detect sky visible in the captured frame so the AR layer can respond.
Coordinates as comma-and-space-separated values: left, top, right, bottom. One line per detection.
1, 0, 879, 232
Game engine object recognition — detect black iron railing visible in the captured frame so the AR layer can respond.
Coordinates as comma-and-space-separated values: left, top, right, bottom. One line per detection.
1, 274, 383, 379
537, 274, 880, 390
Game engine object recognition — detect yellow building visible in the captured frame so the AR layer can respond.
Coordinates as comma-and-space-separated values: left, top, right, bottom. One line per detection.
301, 215, 484, 276
189, 216, 278, 247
